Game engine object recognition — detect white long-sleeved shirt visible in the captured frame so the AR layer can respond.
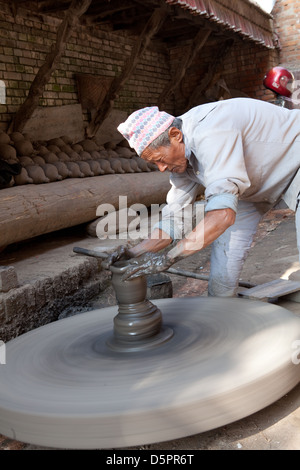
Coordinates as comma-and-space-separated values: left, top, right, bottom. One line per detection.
156, 98, 300, 239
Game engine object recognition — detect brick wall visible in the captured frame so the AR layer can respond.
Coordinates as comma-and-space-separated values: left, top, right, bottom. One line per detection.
169, 37, 278, 114
0, 0, 281, 132
273, 0, 300, 70
222, 41, 278, 102
0, 1, 172, 131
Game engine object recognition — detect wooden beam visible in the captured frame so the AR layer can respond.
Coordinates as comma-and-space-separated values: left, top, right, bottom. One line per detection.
86, 9, 146, 28
84, 1, 135, 19
184, 38, 234, 111
38, 0, 72, 14
10, 0, 92, 133
85, 6, 169, 138
158, 28, 211, 108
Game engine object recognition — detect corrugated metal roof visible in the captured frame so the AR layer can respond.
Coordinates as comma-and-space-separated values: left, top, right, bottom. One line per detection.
165, 0, 275, 48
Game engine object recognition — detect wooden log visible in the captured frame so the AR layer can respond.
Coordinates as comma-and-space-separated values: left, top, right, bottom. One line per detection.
86, 6, 168, 138
0, 172, 171, 247
10, 0, 92, 132
185, 39, 234, 111
158, 29, 211, 108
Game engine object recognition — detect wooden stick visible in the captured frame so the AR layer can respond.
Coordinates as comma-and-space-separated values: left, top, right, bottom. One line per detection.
10, 0, 92, 132
85, 6, 168, 138
158, 29, 211, 108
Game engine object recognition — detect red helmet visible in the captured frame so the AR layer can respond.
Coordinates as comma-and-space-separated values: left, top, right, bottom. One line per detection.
263, 66, 294, 97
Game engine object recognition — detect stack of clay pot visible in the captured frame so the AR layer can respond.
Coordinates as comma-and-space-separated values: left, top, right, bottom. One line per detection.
0, 130, 158, 186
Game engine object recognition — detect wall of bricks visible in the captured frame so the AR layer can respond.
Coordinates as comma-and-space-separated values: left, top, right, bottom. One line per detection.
273, 0, 300, 70
168, 37, 278, 114
0, 1, 173, 131
0, 0, 280, 133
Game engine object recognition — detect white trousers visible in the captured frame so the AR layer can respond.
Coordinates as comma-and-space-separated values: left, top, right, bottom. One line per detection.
208, 199, 300, 297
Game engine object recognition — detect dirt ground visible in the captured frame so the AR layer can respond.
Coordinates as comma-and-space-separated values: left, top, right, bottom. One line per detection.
0, 208, 300, 451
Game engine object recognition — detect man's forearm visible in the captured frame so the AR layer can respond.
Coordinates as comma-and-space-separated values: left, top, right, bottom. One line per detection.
168, 208, 236, 259
128, 228, 173, 257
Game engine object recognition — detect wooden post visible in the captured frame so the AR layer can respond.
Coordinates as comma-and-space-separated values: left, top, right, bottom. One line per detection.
85, 6, 168, 138
158, 29, 211, 108
184, 39, 234, 111
10, 0, 92, 133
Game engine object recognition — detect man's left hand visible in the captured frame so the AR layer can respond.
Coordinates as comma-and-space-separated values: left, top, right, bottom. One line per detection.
121, 252, 175, 280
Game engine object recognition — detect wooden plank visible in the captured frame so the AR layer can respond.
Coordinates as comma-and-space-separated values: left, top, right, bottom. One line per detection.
11, 0, 92, 132
185, 38, 234, 111
238, 279, 300, 302
158, 29, 211, 108
22, 104, 85, 142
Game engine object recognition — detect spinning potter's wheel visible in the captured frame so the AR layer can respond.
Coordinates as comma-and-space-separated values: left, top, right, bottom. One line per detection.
0, 262, 300, 449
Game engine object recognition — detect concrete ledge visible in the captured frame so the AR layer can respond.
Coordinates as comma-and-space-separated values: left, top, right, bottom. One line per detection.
0, 256, 110, 342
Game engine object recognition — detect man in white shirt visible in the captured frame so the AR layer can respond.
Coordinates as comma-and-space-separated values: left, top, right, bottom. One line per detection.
110, 99, 300, 297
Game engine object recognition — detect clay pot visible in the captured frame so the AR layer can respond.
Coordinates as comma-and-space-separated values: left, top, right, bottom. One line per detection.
77, 161, 94, 176
107, 149, 119, 158
32, 156, 46, 165
65, 161, 85, 178
9, 132, 25, 143
15, 140, 34, 157
109, 158, 125, 174
96, 150, 110, 159
60, 135, 73, 145
0, 143, 17, 161
60, 144, 73, 155
79, 139, 99, 153
86, 160, 104, 175
41, 163, 62, 182
52, 161, 71, 179
0, 132, 10, 145
110, 261, 147, 305
47, 137, 65, 147
26, 165, 50, 183
18, 156, 35, 166
115, 147, 134, 158
79, 150, 92, 161
109, 260, 163, 346
57, 152, 70, 162
36, 145, 49, 156
132, 156, 151, 172
43, 152, 59, 163
147, 162, 159, 171
97, 159, 114, 174
127, 158, 142, 173
13, 167, 33, 185
47, 144, 60, 154
119, 157, 134, 173
72, 144, 83, 153
67, 151, 80, 161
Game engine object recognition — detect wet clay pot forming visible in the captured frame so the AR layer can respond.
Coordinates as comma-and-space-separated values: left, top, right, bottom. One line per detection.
108, 260, 173, 352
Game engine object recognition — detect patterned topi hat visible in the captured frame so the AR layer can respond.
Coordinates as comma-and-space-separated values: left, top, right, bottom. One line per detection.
117, 106, 175, 156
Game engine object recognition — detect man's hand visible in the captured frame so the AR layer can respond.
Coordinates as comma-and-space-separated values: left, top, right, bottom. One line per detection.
101, 244, 132, 269
121, 251, 175, 280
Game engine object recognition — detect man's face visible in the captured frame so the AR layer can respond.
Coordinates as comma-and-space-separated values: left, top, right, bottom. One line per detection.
141, 127, 187, 174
